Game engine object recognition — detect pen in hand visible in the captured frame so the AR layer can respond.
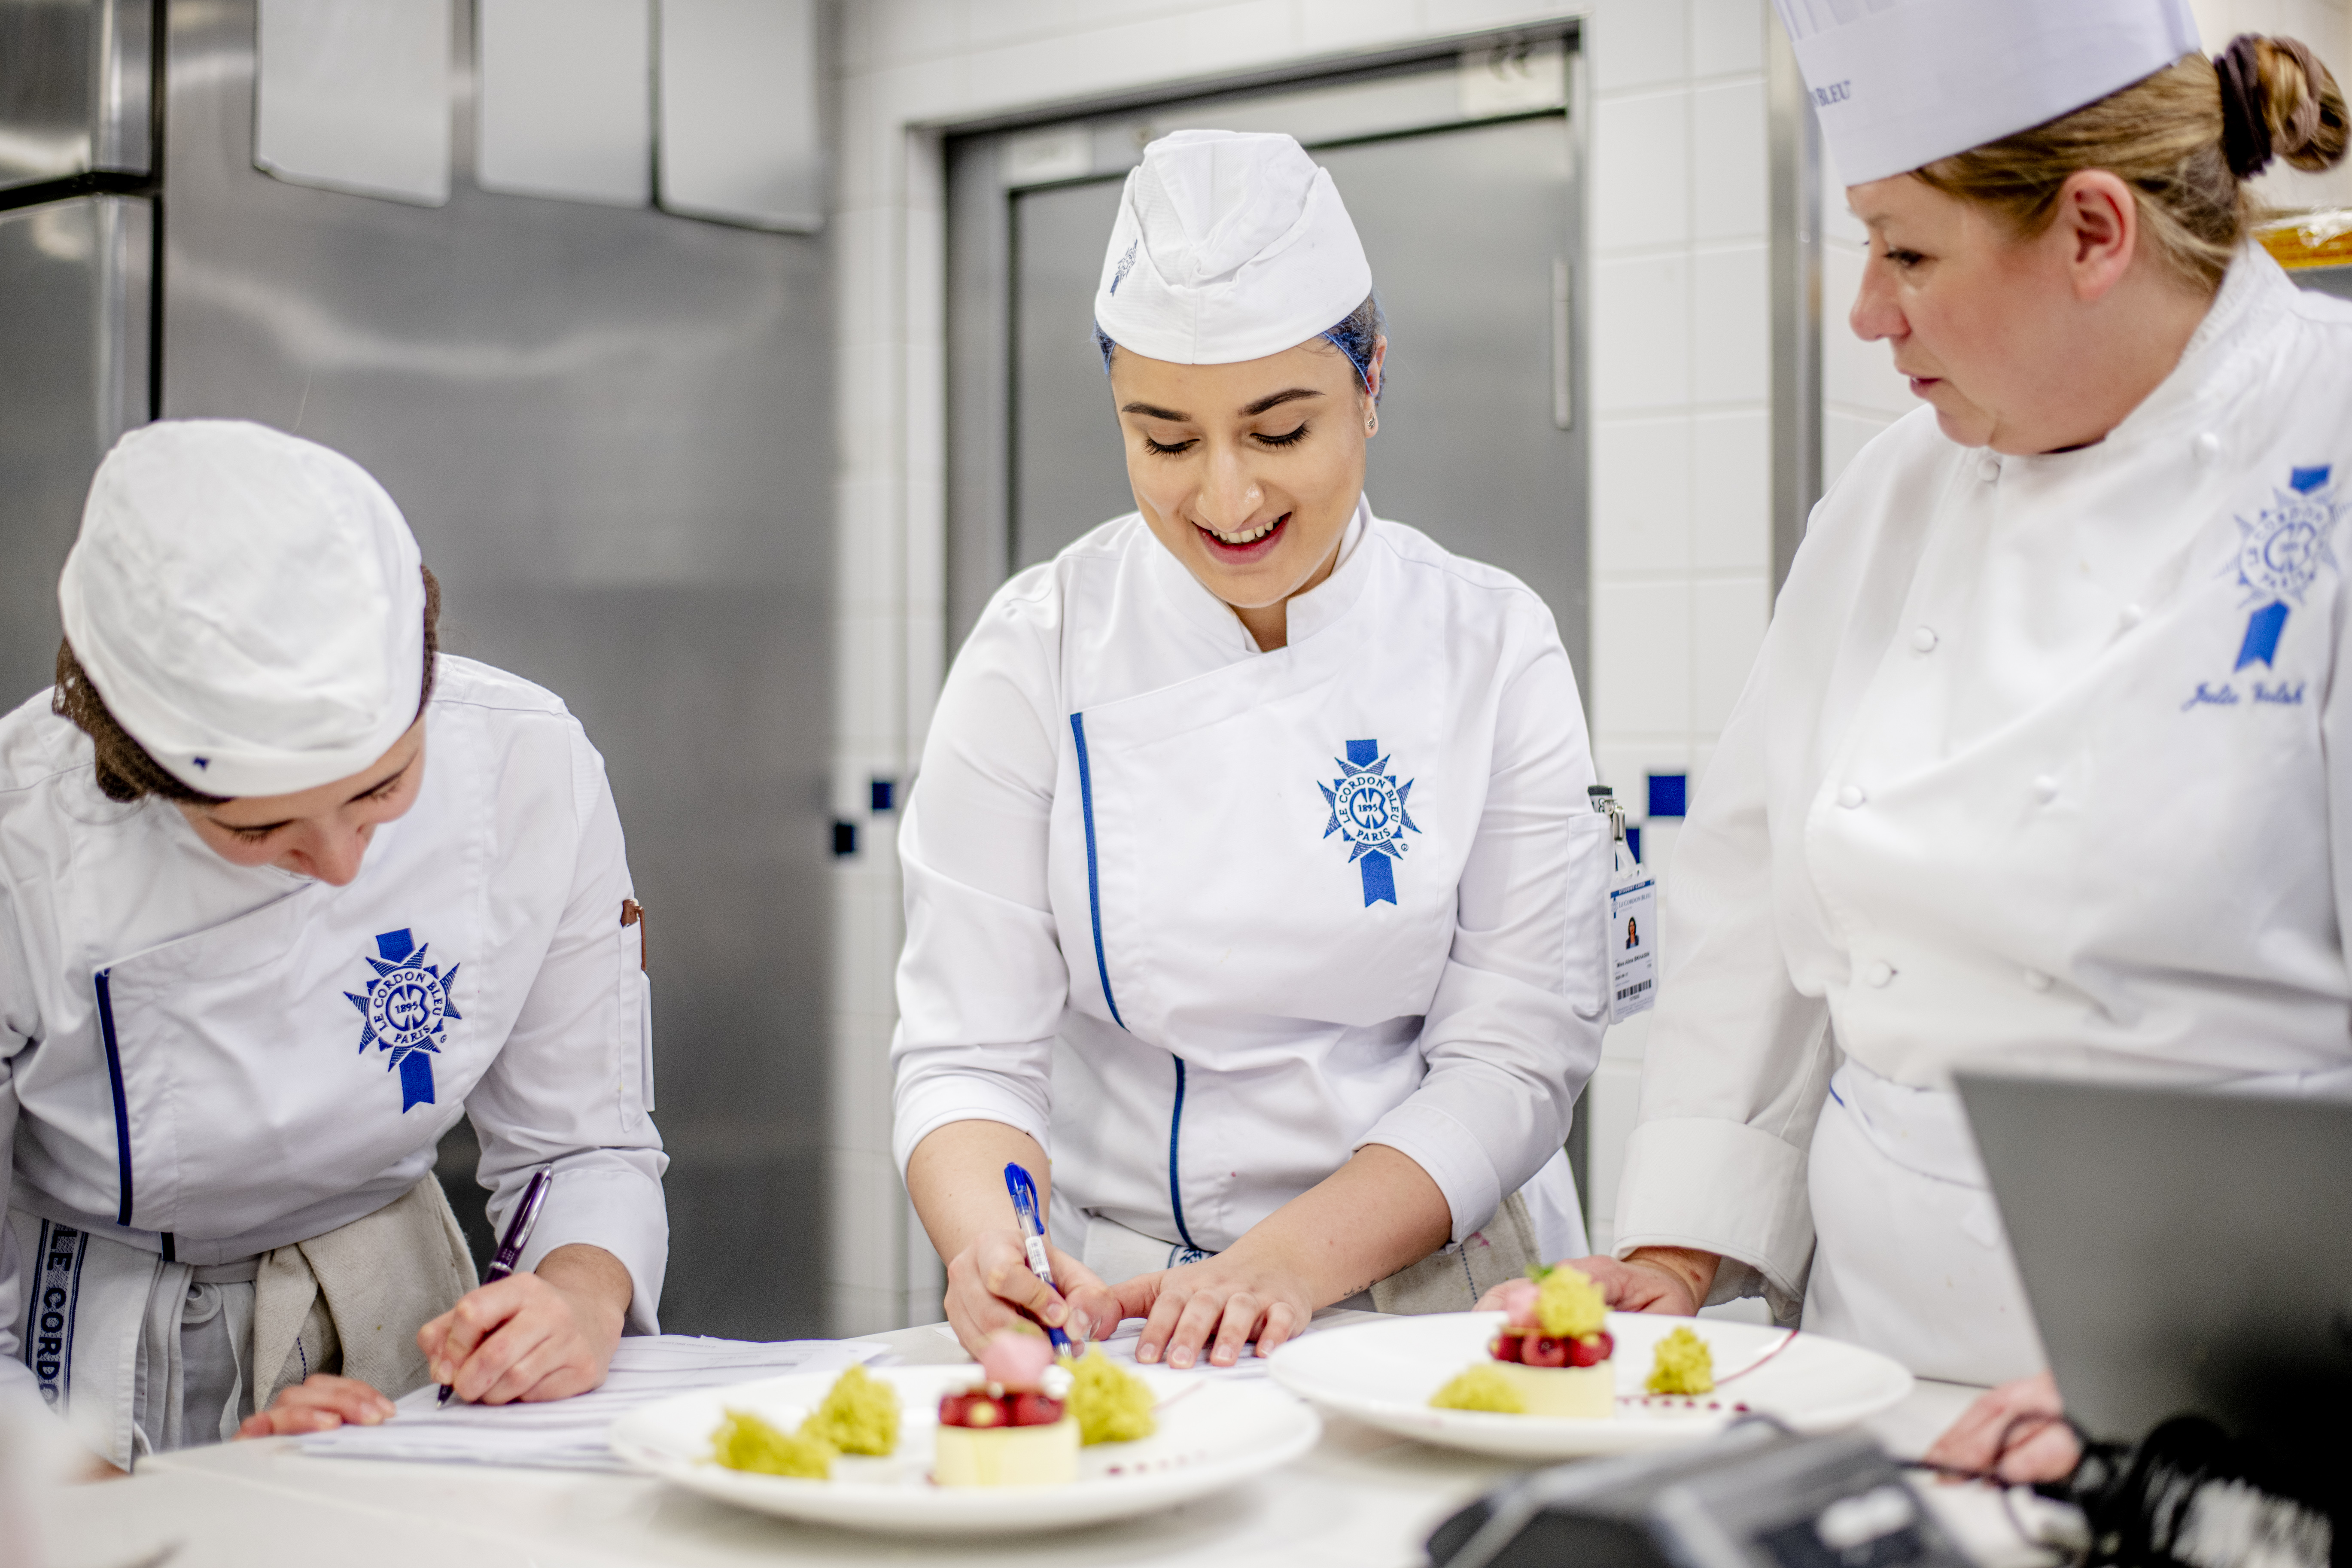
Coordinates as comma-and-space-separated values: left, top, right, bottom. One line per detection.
439, 1166, 554, 1407
1002, 1162, 1075, 1357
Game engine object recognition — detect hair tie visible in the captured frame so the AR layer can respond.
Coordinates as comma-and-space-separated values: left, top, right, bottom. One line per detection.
2215, 34, 2275, 178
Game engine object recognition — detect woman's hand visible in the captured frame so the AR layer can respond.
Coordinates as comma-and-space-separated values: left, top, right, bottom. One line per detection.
1475, 1248, 1719, 1317
943, 1229, 1120, 1358
1923, 1371, 2079, 1483
236, 1373, 395, 1438
417, 1243, 631, 1406
1112, 1245, 1314, 1369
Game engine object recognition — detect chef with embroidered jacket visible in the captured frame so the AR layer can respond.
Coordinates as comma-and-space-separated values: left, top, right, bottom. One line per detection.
892, 130, 1611, 1372
0, 421, 666, 1470
1547, 0, 2352, 1480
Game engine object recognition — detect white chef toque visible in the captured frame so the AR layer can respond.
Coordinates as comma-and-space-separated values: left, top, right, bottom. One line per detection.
1773, 0, 2202, 185
1094, 128, 1372, 365
58, 420, 427, 798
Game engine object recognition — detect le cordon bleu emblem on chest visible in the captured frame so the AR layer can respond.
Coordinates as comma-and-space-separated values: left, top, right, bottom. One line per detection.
1319, 738, 1421, 907
2231, 464, 2341, 670
347, 927, 461, 1112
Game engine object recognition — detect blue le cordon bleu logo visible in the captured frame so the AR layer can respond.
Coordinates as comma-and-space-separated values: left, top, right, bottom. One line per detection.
2231, 465, 2342, 670
1320, 739, 1421, 907
347, 928, 459, 1112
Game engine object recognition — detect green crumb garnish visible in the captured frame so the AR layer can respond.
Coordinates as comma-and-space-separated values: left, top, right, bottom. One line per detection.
1535, 1264, 1608, 1340
1646, 1327, 1715, 1395
1429, 1364, 1527, 1413
712, 1408, 836, 1477
796, 1363, 899, 1456
1059, 1345, 1157, 1445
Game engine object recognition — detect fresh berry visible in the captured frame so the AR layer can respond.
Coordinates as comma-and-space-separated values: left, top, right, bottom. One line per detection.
1520, 1336, 1571, 1369
1566, 1333, 1612, 1368
1004, 1391, 1064, 1428
1488, 1332, 1524, 1364
938, 1391, 1005, 1428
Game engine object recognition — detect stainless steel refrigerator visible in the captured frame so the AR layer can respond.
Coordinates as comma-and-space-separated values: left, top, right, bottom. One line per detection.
0, 0, 834, 1337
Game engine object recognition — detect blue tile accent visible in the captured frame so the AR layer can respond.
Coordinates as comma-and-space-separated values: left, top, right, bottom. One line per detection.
870, 778, 895, 813
1647, 772, 1688, 819
1626, 826, 1643, 865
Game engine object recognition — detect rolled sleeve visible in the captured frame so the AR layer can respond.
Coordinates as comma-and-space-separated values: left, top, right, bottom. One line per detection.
1364, 637, 1608, 1241
468, 719, 669, 1334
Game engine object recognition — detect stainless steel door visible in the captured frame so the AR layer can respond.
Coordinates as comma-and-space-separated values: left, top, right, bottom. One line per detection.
158, 0, 834, 1337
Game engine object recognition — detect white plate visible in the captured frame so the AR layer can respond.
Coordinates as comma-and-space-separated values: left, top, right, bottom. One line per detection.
1268, 1312, 1911, 1460
609, 1363, 1322, 1536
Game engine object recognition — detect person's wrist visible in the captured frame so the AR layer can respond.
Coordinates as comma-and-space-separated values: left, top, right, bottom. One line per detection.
1623, 1245, 1718, 1309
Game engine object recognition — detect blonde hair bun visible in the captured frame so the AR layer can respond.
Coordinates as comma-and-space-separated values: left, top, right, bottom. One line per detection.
2252, 35, 2349, 171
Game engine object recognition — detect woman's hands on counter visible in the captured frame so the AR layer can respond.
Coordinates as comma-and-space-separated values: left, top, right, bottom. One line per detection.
238, 1374, 396, 1437
1924, 1370, 2079, 1483
419, 1242, 631, 1406
943, 1228, 1120, 1355
1475, 1246, 1721, 1317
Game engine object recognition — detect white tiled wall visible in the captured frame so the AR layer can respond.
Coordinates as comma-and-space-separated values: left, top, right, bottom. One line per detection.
828, 0, 1780, 1326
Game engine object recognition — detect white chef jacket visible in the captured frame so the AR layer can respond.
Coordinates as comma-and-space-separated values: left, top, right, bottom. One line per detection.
892, 501, 1610, 1263
0, 655, 667, 1410
1617, 247, 2352, 1340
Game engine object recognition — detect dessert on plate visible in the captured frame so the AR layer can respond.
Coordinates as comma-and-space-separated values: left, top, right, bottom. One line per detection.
1429, 1264, 1615, 1418
1646, 1326, 1714, 1395
934, 1328, 1080, 1486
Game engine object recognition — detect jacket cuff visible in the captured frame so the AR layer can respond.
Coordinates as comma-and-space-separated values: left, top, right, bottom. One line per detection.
1612, 1116, 1814, 1314
514, 1163, 670, 1336
1359, 1099, 1502, 1245
893, 1073, 1053, 1179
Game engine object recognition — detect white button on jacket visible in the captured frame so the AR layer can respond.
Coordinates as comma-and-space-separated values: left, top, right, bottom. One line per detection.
892, 504, 1610, 1265
0, 657, 669, 1409
1615, 250, 2352, 1376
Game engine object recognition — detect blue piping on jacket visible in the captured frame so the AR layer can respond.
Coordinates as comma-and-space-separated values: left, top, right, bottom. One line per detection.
1068, 713, 1126, 1030
1169, 1057, 1199, 1251
92, 970, 133, 1227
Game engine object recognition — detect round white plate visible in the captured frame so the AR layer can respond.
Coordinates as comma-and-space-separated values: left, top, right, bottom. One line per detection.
610, 1363, 1322, 1535
1268, 1312, 1911, 1460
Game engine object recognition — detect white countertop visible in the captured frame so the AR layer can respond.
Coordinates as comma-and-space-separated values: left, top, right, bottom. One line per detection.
32, 1327, 2053, 1568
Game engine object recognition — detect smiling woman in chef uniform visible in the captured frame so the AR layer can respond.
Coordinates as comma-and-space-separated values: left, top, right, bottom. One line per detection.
1545, 0, 2350, 1476
892, 130, 1610, 1370
0, 422, 665, 1469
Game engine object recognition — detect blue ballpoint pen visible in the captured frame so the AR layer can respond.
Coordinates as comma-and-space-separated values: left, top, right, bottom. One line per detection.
438, 1167, 553, 1406
1002, 1163, 1075, 1356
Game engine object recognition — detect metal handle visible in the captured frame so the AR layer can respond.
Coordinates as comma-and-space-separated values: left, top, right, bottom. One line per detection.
1551, 256, 1573, 431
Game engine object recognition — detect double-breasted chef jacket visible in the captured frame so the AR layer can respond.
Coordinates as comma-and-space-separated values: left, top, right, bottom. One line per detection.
0, 655, 666, 1409
1616, 247, 2352, 1375
892, 502, 1612, 1268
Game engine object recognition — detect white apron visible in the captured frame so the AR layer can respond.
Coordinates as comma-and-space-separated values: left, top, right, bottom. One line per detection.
897, 506, 1609, 1282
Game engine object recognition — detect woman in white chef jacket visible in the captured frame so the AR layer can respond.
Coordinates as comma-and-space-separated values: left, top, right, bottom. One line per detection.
892, 130, 1611, 1371
0, 421, 666, 1469
1555, 0, 2350, 1476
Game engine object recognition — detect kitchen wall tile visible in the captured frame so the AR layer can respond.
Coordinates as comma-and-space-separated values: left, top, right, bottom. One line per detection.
1594, 579, 1693, 736
1690, 78, 1767, 241
1300, 0, 1424, 53
1593, 415, 1694, 575
1691, 574, 1768, 732
1689, 0, 1765, 76
1588, 0, 1690, 95
1593, 89, 1692, 250
1592, 253, 1692, 413
1692, 243, 1769, 404
1690, 408, 1770, 572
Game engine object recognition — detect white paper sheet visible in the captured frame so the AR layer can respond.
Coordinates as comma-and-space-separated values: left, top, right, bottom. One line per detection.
299, 1335, 884, 1471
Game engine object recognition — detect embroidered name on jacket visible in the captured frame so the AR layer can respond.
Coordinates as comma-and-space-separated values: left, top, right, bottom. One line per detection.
2229, 464, 2341, 670
1319, 739, 1421, 907
347, 928, 461, 1112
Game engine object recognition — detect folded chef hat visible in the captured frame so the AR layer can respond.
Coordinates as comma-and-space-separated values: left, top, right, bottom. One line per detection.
58, 420, 426, 798
1773, 0, 2201, 185
1094, 128, 1372, 365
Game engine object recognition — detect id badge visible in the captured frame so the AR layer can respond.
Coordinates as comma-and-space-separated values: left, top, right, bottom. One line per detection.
1608, 868, 1658, 1023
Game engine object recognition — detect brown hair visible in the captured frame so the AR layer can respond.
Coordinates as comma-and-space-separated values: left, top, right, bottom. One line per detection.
53, 564, 444, 805
1914, 37, 2349, 292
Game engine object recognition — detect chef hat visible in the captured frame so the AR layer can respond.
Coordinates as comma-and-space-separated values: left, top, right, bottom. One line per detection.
58, 420, 426, 798
1094, 129, 1373, 365
1773, 0, 2202, 186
